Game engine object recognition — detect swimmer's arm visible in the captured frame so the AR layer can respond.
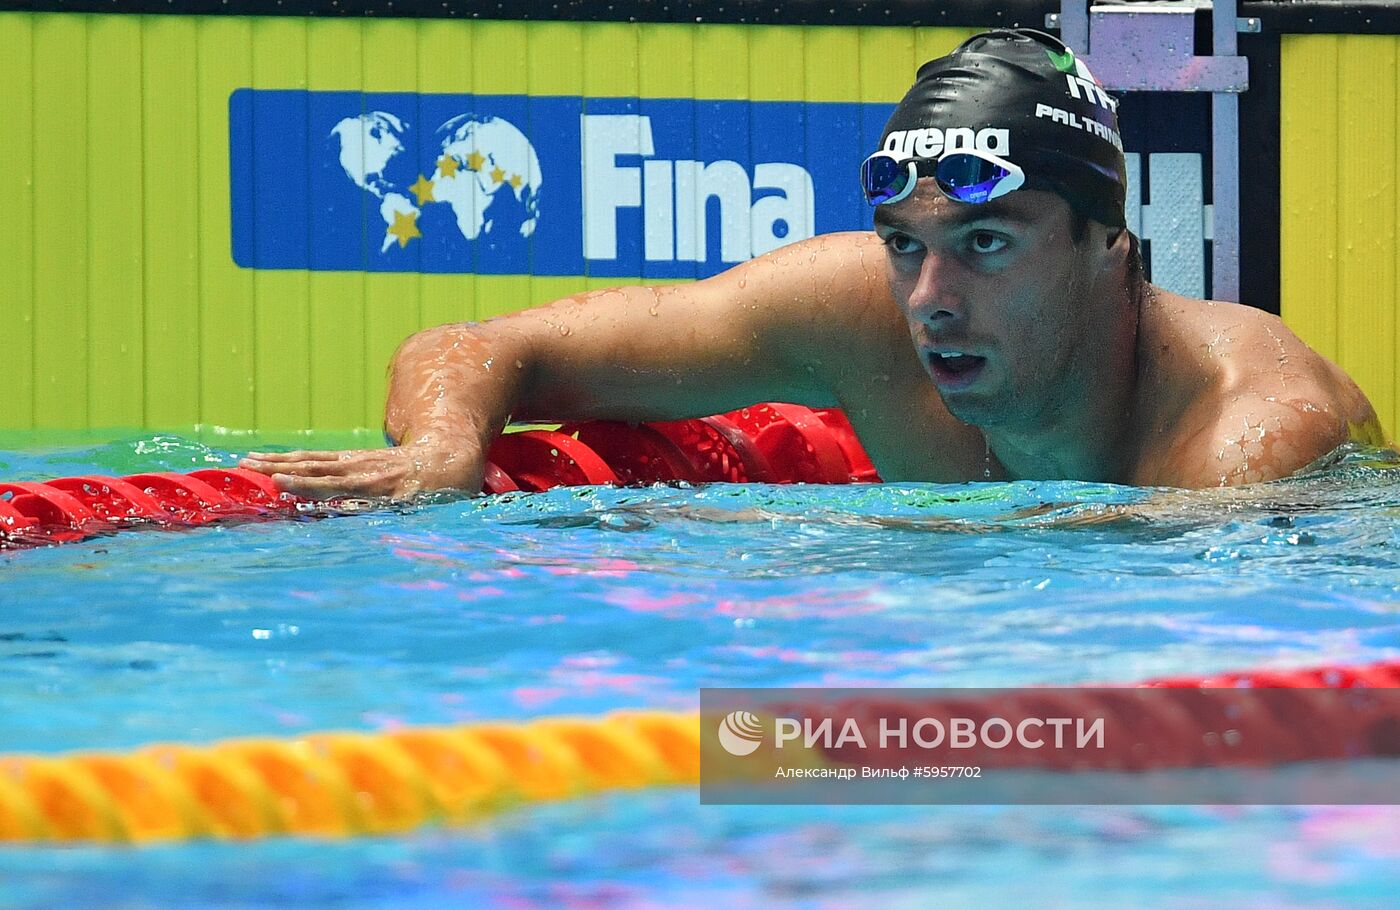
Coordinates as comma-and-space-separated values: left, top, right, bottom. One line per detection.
504, 232, 886, 423
241, 233, 887, 498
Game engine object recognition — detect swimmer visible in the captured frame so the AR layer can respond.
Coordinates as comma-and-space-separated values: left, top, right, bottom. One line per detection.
242, 28, 1385, 498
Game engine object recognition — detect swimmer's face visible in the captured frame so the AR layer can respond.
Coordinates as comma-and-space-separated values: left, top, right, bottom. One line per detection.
873, 183, 1107, 427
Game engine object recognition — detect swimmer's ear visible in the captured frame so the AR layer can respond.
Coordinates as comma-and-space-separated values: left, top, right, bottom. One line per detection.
1105, 226, 1131, 259
1096, 225, 1131, 274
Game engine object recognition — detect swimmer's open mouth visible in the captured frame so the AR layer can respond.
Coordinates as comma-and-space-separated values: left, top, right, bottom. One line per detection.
927, 350, 988, 387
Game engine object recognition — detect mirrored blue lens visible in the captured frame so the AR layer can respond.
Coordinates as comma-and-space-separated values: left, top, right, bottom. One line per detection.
861, 155, 913, 204
935, 153, 1013, 204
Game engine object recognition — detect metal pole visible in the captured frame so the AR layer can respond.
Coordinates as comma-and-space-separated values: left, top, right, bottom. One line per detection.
1058, 0, 1247, 302
1212, 0, 1243, 301
1058, 0, 1089, 54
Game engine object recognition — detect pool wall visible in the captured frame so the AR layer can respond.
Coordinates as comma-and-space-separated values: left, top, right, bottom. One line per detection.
0, 1, 1395, 440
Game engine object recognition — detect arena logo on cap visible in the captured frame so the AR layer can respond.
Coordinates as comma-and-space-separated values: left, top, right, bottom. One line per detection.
881, 127, 1010, 162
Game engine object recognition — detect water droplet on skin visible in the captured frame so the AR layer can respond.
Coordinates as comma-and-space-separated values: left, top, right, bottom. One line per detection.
558, 325, 571, 336
482, 358, 493, 371
515, 359, 524, 369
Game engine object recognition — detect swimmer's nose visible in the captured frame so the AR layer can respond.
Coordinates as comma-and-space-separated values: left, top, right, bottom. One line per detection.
916, 302, 960, 326
906, 253, 966, 326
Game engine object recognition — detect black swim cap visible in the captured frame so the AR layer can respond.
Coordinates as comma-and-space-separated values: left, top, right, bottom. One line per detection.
877, 29, 1127, 228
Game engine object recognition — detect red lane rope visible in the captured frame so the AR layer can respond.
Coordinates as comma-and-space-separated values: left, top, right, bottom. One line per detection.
750, 659, 1400, 776
0, 469, 298, 549
2, 404, 880, 550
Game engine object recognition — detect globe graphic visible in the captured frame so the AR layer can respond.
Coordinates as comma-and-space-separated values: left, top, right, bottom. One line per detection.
329, 111, 412, 197
328, 109, 543, 256
435, 113, 543, 240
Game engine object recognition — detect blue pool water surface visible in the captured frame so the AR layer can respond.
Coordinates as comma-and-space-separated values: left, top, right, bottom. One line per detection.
2, 436, 1400, 908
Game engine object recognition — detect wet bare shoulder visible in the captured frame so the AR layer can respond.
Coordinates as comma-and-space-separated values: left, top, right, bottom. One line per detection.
1145, 296, 1384, 487
1214, 303, 1381, 437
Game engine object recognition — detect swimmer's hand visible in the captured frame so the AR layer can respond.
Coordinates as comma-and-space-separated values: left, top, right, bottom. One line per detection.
238, 443, 481, 501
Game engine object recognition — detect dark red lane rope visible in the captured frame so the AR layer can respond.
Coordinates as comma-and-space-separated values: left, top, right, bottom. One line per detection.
2, 404, 879, 549
743, 659, 1400, 776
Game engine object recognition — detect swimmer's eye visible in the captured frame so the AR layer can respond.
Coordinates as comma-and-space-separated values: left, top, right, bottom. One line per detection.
882, 232, 924, 256
969, 231, 1009, 255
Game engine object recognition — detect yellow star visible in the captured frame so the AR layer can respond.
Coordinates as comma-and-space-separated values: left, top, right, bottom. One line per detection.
436, 154, 459, 178
465, 150, 486, 172
508, 173, 523, 189
409, 174, 436, 206
490, 165, 506, 184
386, 209, 421, 248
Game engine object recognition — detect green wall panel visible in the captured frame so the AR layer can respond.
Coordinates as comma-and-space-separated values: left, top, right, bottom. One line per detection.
0, 13, 965, 436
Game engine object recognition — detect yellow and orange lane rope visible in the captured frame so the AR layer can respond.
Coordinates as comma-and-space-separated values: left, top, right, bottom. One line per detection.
5, 658, 1400, 845
0, 711, 699, 844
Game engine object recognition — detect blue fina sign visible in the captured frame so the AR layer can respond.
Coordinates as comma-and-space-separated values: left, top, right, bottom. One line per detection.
228, 90, 880, 279
229, 88, 1211, 295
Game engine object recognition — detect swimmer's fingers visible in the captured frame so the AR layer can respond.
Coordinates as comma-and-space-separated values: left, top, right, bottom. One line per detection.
241, 450, 410, 498
241, 450, 353, 464
246, 446, 482, 499
263, 464, 414, 498
265, 469, 406, 501
240, 456, 362, 478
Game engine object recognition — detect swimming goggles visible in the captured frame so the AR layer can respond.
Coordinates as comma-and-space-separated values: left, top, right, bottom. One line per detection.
860, 149, 1026, 207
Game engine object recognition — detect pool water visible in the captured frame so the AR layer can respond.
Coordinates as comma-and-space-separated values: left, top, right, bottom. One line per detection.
2, 436, 1400, 908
